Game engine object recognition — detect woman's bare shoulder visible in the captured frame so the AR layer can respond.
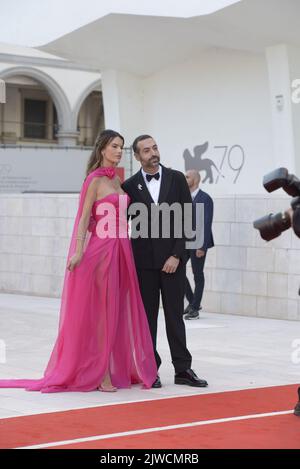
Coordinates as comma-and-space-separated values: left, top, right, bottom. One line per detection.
86, 177, 104, 195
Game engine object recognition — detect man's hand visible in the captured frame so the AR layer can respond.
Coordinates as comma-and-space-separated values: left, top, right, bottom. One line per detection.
286, 208, 293, 222
162, 256, 180, 274
196, 249, 206, 258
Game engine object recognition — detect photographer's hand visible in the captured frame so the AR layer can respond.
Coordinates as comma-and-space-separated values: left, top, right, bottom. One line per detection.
286, 208, 293, 222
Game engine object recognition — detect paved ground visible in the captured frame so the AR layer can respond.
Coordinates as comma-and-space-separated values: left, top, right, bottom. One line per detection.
0, 293, 299, 419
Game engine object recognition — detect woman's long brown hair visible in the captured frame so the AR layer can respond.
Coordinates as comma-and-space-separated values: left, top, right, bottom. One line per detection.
86, 129, 124, 176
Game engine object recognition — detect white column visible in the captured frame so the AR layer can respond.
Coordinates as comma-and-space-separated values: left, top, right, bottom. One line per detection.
288, 45, 300, 177
100, 70, 121, 132
101, 69, 144, 172
101, 69, 145, 140
265, 44, 300, 175
0, 79, 6, 103
56, 129, 79, 146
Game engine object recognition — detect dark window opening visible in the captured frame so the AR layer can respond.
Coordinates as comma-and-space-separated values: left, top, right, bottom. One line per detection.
52, 104, 58, 139
24, 99, 47, 139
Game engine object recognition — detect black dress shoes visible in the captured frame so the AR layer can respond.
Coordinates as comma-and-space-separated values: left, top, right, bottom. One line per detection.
183, 305, 193, 315
184, 305, 202, 319
152, 375, 162, 388
184, 307, 200, 320
294, 387, 300, 416
175, 369, 208, 387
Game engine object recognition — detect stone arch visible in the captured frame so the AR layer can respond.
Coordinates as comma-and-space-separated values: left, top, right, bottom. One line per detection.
0, 66, 72, 130
71, 78, 102, 129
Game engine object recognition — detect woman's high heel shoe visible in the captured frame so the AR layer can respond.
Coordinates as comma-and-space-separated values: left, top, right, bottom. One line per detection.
98, 370, 117, 392
98, 384, 117, 392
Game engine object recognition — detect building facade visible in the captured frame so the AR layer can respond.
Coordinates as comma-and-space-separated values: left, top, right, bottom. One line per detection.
0, 0, 300, 319
0, 43, 107, 193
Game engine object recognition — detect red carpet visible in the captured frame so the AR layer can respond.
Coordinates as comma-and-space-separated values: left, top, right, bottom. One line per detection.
0, 384, 299, 449
53, 414, 299, 449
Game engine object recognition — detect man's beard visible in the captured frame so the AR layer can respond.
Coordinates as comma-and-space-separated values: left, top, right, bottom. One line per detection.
148, 157, 160, 166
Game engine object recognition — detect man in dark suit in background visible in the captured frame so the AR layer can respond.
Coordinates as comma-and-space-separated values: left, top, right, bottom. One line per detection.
122, 135, 208, 389
184, 170, 214, 320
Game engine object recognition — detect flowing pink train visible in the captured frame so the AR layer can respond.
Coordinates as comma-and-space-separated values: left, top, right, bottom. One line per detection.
0, 167, 157, 392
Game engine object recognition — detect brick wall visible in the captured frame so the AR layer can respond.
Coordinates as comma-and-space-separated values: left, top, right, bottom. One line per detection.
1, 193, 300, 320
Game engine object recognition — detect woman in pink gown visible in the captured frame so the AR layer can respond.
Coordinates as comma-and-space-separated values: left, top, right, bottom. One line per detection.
0, 130, 157, 393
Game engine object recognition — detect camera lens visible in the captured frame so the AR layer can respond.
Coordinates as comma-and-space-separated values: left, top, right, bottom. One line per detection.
253, 212, 291, 241
292, 207, 300, 238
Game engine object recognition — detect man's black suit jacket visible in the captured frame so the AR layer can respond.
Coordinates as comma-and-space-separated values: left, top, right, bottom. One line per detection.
122, 165, 192, 269
193, 189, 214, 251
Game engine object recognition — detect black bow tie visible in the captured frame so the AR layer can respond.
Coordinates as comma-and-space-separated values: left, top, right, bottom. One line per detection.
146, 172, 160, 182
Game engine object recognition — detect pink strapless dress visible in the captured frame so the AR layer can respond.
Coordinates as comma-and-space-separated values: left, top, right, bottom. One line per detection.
0, 193, 157, 392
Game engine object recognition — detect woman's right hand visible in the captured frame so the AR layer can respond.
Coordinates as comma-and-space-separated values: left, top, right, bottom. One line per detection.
67, 253, 83, 272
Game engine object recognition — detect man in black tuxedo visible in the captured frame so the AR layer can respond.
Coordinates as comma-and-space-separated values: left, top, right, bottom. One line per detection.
184, 170, 214, 320
122, 135, 208, 388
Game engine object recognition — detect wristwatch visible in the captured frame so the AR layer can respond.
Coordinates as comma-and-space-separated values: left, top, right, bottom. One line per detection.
171, 254, 180, 259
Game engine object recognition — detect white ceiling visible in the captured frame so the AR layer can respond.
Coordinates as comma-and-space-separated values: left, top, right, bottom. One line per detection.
39, 0, 300, 76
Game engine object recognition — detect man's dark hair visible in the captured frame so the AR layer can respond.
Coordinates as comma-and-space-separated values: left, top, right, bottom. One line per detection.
132, 134, 153, 154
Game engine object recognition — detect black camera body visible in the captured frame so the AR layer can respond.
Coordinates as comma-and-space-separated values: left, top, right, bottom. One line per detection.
253, 168, 300, 241
255, 169, 300, 415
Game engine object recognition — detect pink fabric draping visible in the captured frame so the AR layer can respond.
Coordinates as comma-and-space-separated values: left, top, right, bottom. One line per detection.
0, 167, 157, 392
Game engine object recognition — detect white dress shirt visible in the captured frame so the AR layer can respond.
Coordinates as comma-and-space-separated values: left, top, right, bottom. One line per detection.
191, 188, 200, 201
141, 165, 162, 204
